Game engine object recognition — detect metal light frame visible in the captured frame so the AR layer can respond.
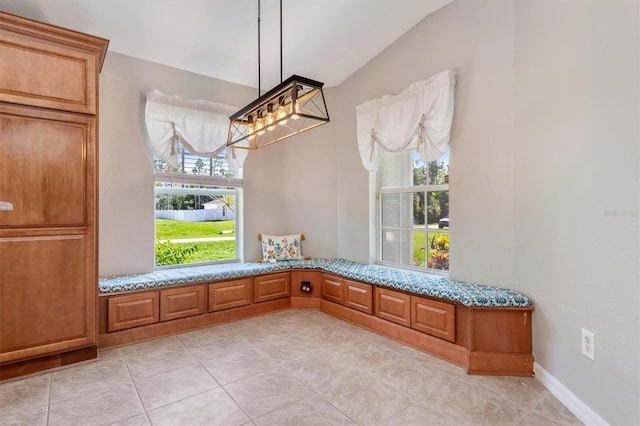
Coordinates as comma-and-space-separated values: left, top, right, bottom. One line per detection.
226, 1, 330, 150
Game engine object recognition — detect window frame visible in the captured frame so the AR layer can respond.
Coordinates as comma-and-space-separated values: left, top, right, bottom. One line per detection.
375, 148, 449, 274
153, 148, 243, 269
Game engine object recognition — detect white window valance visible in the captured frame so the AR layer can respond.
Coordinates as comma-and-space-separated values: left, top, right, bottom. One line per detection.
356, 69, 456, 172
144, 90, 247, 172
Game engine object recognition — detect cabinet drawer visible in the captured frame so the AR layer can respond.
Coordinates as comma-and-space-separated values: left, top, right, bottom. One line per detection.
411, 296, 455, 342
254, 273, 290, 303
160, 285, 205, 321
321, 274, 344, 304
374, 288, 411, 327
344, 280, 372, 314
0, 32, 99, 114
108, 292, 159, 332
209, 279, 252, 312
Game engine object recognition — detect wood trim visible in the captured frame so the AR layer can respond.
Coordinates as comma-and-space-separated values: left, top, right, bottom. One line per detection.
466, 351, 534, 377
160, 285, 206, 321
321, 299, 467, 367
0, 345, 97, 381
0, 11, 109, 71
290, 297, 321, 309
99, 298, 290, 349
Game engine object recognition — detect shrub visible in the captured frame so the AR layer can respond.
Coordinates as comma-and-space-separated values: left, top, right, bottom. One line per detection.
155, 240, 197, 266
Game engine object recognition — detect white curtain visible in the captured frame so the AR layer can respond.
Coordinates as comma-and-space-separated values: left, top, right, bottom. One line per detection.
144, 90, 248, 172
356, 69, 456, 172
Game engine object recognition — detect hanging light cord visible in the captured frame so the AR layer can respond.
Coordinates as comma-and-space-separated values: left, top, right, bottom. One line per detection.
257, 0, 261, 95
280, 0, 283, 83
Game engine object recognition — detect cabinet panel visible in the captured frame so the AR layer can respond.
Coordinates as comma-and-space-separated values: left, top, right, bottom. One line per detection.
0, 33, 97, 114
374, 288, 411, 327
254, 273, 290, 303
0, 105, 93, 228
411, 296, 455, 342
108, 292, 159, 332
0, 235, 94, 363
209, 279, 252, 312
344, 280, 373, 314
321, 274, 344, 304
160, 285, 205, 321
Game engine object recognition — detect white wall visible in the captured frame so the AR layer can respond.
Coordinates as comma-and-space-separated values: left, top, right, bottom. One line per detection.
99, 52, 255, 275
514, 1, 639, 424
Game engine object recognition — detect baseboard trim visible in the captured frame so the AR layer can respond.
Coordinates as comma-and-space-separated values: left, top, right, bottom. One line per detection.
533, 362, 608, 426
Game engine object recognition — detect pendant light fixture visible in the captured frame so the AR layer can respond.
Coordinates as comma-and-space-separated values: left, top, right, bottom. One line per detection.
227, 0, 330, 150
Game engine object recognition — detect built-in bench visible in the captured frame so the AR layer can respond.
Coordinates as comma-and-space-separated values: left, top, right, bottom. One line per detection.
98, 259, 534, 376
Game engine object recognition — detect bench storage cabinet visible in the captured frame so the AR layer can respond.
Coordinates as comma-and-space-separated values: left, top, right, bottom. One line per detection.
97, 259, 534, 377
209, 279, 252, 312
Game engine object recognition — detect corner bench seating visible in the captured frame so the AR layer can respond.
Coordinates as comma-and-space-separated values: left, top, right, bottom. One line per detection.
98, 259, 534, 376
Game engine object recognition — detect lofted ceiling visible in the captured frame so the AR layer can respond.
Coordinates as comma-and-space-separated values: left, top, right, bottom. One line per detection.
0, 0, 452, 89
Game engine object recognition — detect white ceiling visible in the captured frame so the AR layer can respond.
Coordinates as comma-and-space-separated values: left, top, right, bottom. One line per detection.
0, 0, 452, 89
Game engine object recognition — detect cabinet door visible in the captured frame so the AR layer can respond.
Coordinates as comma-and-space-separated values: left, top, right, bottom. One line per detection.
209, 279, 252, 312
0, 105, 94, 228
344, 280, 372, 314
0, 235, 95, 363
321, 274, 344, 304
108, 292, 159, 332
254, 273, 290, 303
0, 29, 100, 114
411, 296, 455, 342
160, 285, 205, 321
374, 288, 411, 327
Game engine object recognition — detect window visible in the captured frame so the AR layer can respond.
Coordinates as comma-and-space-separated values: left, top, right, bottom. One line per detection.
378, 146, 449, 272
154, 146, 242, 267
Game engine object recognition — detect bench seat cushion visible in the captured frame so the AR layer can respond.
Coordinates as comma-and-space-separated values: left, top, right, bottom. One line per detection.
99, 258, 532, 308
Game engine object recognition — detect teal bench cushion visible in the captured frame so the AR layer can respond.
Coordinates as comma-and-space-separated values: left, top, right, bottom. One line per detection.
99, 258, 532, 308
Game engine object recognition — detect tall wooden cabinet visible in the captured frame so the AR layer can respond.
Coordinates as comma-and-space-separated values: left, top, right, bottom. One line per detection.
0, 12, 108, 379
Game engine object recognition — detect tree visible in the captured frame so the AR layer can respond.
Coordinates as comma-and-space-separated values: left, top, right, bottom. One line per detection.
192, 158, 207, 175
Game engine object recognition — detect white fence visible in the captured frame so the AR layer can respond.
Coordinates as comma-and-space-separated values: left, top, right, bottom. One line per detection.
155, 209, 235, 222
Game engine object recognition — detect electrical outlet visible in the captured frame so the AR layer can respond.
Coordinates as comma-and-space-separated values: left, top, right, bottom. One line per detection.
300, 281, 312, 293
581, 328, 595, 361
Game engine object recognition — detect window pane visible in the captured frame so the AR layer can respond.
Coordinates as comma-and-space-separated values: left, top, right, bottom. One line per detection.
427, 191, 449, 227
154, 183, 238, 266
427, 230, 449, 271
381, 193, 400, 227
381, 229, 400, 263
414, 146, 449, 185
403, 230, 426, 268
411, 191, 425, 227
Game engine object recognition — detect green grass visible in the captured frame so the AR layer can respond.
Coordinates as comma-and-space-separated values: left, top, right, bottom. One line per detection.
154, 219, 237, 265
155, 219, 235, 240
413, 230, 449, 268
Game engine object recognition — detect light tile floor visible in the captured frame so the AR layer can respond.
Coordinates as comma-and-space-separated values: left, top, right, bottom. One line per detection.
0, 310, 582, 426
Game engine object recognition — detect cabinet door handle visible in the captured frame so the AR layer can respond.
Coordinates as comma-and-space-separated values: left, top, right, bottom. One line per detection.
0, 201, 14, 211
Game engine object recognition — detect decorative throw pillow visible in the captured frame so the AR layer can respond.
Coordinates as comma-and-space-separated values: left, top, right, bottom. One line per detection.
261, 234, 303, 261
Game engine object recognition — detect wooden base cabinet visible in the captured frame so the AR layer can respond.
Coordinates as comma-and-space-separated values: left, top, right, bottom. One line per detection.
0, 12, 108, 376
344, 279, 373, 314
321, 274, 344, 304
